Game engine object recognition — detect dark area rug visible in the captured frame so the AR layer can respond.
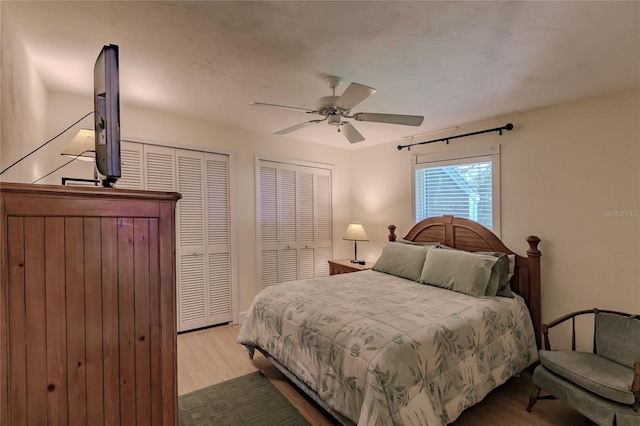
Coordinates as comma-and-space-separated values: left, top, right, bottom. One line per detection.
179, 371, 311, 426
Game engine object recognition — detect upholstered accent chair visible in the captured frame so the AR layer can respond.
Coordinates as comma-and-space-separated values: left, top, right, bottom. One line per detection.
527, 309, 640, 426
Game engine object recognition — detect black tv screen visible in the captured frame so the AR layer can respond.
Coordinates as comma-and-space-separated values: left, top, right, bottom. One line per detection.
94, 44, 121, 187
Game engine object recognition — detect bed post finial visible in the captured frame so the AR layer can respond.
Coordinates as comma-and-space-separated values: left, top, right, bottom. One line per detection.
526, 236, 541, 256
526, 235, 542, 349
388, 225, 397, 242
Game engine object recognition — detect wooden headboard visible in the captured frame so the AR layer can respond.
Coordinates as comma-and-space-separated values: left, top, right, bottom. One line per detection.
388, 215, 542, 349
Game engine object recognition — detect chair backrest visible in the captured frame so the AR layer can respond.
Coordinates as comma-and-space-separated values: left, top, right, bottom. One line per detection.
595, 311, 640, 368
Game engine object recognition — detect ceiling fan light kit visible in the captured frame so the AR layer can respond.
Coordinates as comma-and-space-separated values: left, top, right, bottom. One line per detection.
327, 114, 341, 127
253, 75, 424, 144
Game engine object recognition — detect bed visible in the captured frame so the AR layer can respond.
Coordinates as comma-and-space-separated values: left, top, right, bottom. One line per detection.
238, 216, 542, 425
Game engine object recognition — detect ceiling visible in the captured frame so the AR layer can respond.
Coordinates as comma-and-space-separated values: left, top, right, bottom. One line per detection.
4, 1, 639, 149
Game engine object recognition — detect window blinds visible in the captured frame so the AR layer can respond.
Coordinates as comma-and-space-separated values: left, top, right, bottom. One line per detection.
413, 145, 500, 232
415, 160, 493, 228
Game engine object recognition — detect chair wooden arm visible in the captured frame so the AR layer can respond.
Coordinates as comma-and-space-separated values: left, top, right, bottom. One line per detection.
542, 309, 594, 351
633, 360, 640, 411
541, 309, 632, 351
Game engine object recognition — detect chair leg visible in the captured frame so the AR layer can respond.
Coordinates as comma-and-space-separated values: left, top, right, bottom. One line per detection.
527, 386, 542, 412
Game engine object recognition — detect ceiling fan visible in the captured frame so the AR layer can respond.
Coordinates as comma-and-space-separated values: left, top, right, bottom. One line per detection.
252, 76, 424, 144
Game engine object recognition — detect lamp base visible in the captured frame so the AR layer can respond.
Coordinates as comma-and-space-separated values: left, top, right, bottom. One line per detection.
350, 260, 366, 265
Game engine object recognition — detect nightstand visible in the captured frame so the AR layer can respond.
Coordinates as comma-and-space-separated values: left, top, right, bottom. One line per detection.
328, 259, 374, 275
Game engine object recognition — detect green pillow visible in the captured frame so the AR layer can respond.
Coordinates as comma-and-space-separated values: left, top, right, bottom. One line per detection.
420, 248, 498, 296
478, 252, 511, 297
372, 242, 430, 281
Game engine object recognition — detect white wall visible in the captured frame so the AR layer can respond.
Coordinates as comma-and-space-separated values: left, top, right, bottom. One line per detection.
352, 89, 640, 347
42, 91, 355, 314
0, 10, 48, 183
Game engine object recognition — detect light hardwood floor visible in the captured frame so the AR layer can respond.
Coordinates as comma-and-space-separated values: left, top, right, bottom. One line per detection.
177, 324, 592, 426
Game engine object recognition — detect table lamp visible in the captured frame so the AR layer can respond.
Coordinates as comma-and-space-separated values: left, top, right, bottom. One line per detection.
60, 129, 100, 185
343, 223, 369, 264
61, 129, 96, 161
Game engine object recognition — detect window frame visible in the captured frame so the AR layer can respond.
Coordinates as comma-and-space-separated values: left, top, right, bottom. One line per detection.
411, 144, 501, 237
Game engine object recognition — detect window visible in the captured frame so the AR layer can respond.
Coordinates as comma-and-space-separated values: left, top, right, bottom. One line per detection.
413, 145, 500, 233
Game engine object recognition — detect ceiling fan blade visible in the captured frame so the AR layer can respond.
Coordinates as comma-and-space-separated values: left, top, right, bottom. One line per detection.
274, 120, 323, 135
334, 83, 376, 110
340, 122, 365, 144
252, 102, 316, 114
354, 112, 424, 126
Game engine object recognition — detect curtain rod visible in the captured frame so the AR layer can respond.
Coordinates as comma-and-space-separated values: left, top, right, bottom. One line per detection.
397, 123, 514, 151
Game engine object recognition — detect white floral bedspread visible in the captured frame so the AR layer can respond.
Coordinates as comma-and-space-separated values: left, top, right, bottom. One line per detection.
237, 270, 538, 425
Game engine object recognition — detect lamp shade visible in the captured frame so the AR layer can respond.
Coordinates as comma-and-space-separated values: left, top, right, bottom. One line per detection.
61, 129, 96, 162
343, 223, 369, 241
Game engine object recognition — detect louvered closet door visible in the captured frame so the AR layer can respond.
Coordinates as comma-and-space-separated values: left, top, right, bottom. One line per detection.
117, 142, 175, 191
116, 141, 144, 189
258, 161, 280, 289
279, 163, 298, 283
144, 145, 175, 192
315, 168, 332, 277
177, 150, 207, 331
297, 166, 315, 280
205, 153, 231, 325
176, 149, 231, 331
258, 160, 333, 289
113, 141, 232, 331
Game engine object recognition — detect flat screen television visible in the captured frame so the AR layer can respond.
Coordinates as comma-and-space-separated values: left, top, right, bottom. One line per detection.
94, 44, 121, 187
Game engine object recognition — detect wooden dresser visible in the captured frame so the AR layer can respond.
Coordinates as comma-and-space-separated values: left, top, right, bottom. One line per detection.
328, 258, 374, 275
0, 182, 180, 426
